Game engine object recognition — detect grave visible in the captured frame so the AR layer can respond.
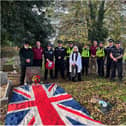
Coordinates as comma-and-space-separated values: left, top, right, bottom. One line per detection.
25, 67, 43, 83
0, 71, 12, 105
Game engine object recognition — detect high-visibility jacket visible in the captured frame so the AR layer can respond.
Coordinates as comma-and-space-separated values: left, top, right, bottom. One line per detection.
66, 47, 73, 58
96, 47, 105, 57
81, 48, 90, 58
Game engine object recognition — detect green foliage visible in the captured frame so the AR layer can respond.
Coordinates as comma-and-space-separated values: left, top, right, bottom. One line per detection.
1, 1, 54, 47
88, 0, 108, 42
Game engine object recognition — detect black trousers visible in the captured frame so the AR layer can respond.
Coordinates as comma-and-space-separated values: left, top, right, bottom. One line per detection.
44, 68, 53, 80
70, 72, 81, 81
82, 58, 89, 76
106, 59, 112, 78
111, 61, 123, 80
33, 59, 42, 67
20, 66, 26, 85
66, 58, 70, 76
97, 58, 104, 77
55, 60, 65, 79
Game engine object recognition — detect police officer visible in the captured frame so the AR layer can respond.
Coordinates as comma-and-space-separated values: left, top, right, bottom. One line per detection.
81, 44, 90, 76
66, 41, 73, 77
96, 42, 105, 77
44, 43, 54, 80
105, 39, 115, 78
110, 41, 124, 81
54, 40, 66, 79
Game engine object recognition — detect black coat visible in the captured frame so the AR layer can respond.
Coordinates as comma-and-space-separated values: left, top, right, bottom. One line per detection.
54, 47, 66, 61
44, 49, 54, 62
19, 47, 33, 66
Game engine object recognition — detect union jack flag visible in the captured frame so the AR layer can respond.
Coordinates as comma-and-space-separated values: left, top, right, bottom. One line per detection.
5, 83, 102, 125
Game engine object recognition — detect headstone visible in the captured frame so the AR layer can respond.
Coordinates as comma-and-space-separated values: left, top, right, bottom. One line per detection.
0, 71, 8, 85
2, 65, 13, 72
25, 67, 42, 84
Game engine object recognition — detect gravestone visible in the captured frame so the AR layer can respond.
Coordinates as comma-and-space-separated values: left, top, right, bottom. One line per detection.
25, 67, 42, 84
0, 72, 12, 105
0, 71, 8, 85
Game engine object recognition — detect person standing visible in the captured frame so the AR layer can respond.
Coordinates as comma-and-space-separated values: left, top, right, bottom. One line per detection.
105, 39, 115, 78
32, 41, 43, 67
44, 43, 54, 80
54, 40, 66, 79
19, 41, 33, 85
90, 40, 98, 73
96, 42, 105, 77
69, 46, 82, 81
81, 44, 90, 76
66, 41, 73, 77
110, 41, 124, 81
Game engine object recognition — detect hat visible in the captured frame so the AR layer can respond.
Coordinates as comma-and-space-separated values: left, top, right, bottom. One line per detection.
69, 41, 73, 44
115, 40, 120, 44
108, 39, 114, 43
24, 40, 29, 45
99, 41, 103, 44
57, 40, 63, 44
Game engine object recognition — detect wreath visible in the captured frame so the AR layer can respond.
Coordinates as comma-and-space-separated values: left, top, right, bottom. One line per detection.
32, 75, 40, 84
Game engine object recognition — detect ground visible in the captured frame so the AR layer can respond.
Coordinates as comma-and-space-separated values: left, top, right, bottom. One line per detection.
1, 74, 126, 125
55, 75, 126, 125
1, 47, 126, 125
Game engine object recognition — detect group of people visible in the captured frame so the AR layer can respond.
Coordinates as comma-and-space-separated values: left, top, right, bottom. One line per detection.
19, 39, 124, 85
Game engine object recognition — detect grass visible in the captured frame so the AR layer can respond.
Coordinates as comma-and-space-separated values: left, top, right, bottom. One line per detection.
53, 75, 126, 125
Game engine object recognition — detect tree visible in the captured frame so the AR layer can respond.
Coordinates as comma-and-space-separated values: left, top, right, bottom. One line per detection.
53, 0, 125, 45
1, 1, 54, 47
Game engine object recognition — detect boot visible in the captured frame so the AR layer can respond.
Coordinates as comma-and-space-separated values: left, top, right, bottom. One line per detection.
78, 73, 81, 81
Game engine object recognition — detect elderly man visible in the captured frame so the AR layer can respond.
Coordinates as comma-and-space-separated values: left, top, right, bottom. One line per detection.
32, 41, 43, 67
90, 40, 98, 73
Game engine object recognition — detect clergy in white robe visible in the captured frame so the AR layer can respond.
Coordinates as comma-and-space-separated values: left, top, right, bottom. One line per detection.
69, 46, 82, 81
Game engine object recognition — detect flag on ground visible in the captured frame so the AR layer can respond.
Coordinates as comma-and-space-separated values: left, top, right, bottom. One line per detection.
5, 83, 102, 125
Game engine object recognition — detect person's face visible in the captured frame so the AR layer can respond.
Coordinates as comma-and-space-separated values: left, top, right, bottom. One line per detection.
109, 42, 113, 47
36, 41, 41, 47
24, 44, 29, 49
73, 48, 78, 52
84, 45, 87, 48
115, 43, 120, 48
47, 46, 51, 50
58, 43, 62, 47
69, 44, 73, 48
93, 41, 97, 46
99, 43, 103, 47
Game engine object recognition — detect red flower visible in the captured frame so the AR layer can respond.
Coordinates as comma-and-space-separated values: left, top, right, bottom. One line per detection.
32, 75, 41, 84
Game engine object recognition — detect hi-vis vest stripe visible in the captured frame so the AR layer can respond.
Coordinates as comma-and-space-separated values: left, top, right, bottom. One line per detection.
66, 48, 73, 57
96, 47, 105, 57
81, 48, 90, 58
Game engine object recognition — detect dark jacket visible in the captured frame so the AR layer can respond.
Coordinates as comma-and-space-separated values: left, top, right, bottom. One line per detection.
19, 47, 33, 66
44, 49, 54, 62
105, 45, 115, 60
111, 47, 124, 62
54, 47, 66, 61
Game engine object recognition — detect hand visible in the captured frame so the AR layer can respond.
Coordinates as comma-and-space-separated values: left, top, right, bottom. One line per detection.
58, 56, 61, 59
91, 55, 95, 58
72, 63, 75, 66
26, 59, 30, 63
46, 58, 49, 62
113, 58, 117, 62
